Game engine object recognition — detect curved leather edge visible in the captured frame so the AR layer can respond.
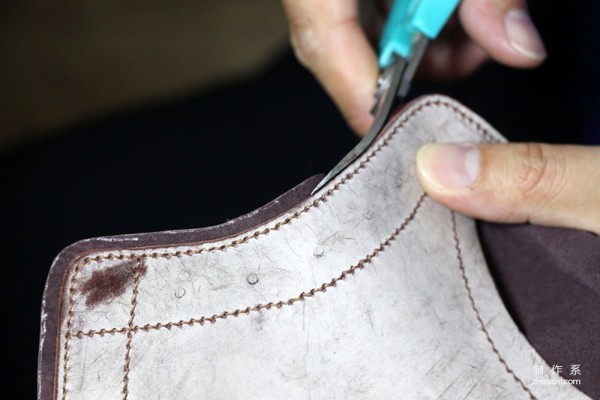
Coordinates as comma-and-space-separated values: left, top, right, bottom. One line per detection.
37, 174, 323, 400
37, 93, 492, 399
478, 221, 600, 399
39, 93, 599, 399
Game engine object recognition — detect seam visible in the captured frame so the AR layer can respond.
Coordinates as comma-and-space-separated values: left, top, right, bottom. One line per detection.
63, 98, 496, 267
58, 97, 498, 399
451, 212, 537, 400
60, 259, 83, 400
68, 194, 426, 339
122, 259, 143, 400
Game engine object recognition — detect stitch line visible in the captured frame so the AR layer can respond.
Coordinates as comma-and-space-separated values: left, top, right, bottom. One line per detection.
58, 98, 498, 399
451, 212, 537, 400
69, 194, 426, 339
61, 258, 85, 400
122, 259, 143, 400
65, 98, 496, 267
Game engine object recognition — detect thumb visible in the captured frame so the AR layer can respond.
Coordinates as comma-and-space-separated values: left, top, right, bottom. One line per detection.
416, 142, 600, 235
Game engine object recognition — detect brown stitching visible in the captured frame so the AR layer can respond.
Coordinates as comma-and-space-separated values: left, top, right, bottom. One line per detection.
122, 258, 143, 400
445, 107, 494, 143
69, 327, 128, 338
451, 212, 537, 400
70, 194, 426, 339
61, 259, 86, 400
58, 98, 497, 398
66, 98, 497, 267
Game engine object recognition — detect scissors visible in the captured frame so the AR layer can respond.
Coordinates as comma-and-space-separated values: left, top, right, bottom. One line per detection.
311, 0, 460, 195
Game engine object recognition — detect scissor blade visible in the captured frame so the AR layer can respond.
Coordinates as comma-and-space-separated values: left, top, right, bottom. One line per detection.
310, 36, 429, 196
310, 55, 407, 195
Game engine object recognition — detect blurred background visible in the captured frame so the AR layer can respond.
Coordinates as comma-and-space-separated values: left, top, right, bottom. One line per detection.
1, 0, 598, 398
0, 0, 288, 149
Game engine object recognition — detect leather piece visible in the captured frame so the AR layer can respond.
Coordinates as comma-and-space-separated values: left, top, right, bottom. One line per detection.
37, 173, 323, 400
479, 222, 600, 399
38, 95, 591, 399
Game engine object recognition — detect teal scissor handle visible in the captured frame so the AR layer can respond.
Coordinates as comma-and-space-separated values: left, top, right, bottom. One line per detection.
378, 0, 460, 68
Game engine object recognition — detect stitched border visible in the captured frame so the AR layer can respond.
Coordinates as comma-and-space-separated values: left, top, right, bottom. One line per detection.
69, 193, 426, 339
58, 97, 498, 399
63, 98, 496, 266
122, 259, 143, 400
61, 260, 82, 400
450, 212, 537, 400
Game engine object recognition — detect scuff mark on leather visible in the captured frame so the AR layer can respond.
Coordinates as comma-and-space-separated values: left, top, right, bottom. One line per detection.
71, 194, 427, 338
80, 261, 147, 307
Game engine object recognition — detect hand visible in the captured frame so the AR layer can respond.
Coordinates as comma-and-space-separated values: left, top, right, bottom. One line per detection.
281, 0, 547, 135
416, 143, 600, 235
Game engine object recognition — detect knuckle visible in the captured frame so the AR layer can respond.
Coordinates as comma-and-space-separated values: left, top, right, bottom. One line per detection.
288, 20, 324, 69
514, 143, 565, 202
463, 0, 525, 15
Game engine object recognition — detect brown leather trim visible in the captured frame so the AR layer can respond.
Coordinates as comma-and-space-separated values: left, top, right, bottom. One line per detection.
37, 174, 323, 400
478, 221, 600, 399
38, 96, 430, 399
37, 96, 484, 399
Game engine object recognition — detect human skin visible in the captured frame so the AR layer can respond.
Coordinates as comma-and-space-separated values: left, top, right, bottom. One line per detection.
283, 0, 600, 235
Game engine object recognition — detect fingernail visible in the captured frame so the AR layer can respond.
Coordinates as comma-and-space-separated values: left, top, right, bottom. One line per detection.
505, 9, 547, 61
417, 143, 480, 189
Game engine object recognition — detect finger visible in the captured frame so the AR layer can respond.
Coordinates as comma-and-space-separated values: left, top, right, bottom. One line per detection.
459, 0, 547, 68
416, 143, 600, 235
281, 0, 378, 135
418, 23, 488, 80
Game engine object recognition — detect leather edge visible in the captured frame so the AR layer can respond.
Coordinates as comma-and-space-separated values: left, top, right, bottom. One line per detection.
37, 174, 324, 400
37, 93, 504, 399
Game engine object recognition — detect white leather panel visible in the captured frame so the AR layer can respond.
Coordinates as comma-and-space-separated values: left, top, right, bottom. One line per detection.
62, 334, 128, 399
54, 96, 590, 400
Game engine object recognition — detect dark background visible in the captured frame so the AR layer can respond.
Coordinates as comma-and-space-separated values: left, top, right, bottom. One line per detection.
1, 1, 598, 398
